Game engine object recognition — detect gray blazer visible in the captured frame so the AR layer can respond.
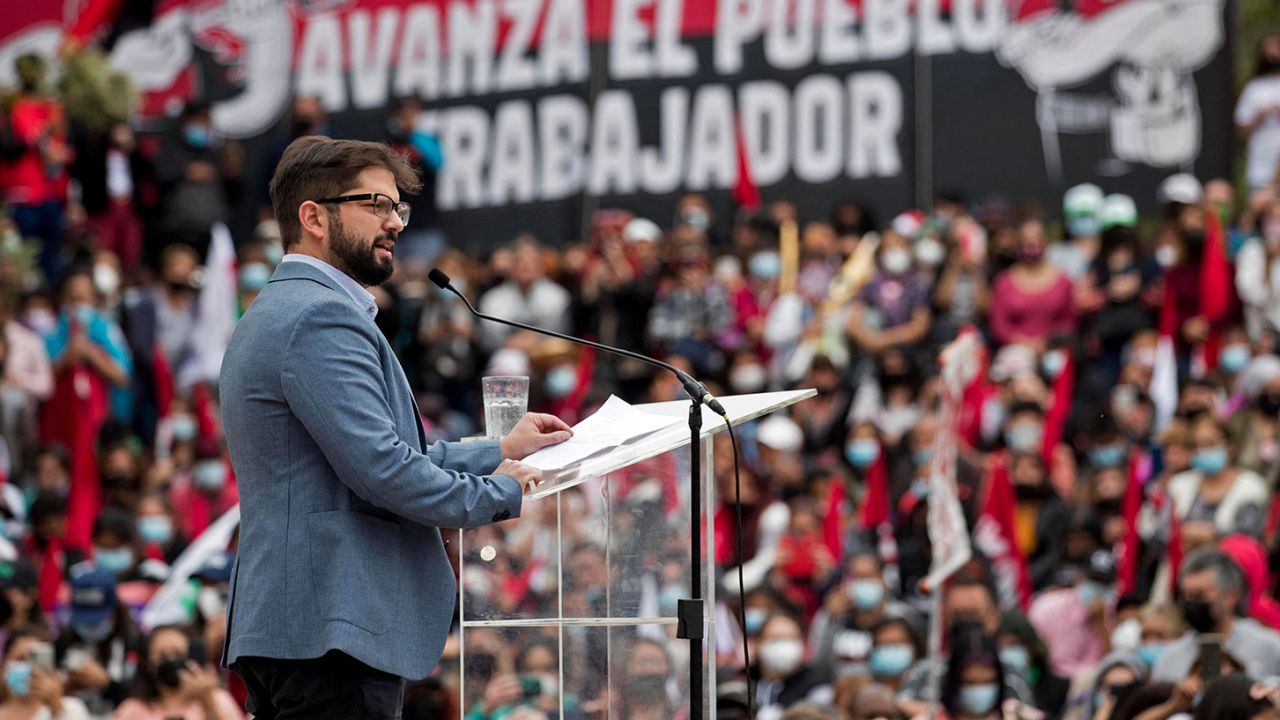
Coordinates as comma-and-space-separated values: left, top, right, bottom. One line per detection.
219, 260, 522, 680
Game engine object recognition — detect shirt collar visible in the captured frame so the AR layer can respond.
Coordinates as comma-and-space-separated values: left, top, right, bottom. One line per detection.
280, 253, 378, 321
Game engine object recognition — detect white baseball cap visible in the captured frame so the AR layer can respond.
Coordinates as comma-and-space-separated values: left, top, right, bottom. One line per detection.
1157, 174, 1203, 206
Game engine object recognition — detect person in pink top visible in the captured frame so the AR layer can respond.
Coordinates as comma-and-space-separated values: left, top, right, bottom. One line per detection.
112, 625, 243, 720
1027, 550, 1116, 681
989, 219, 1076, 349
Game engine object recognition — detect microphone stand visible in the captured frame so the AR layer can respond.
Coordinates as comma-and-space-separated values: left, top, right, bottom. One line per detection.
430, 269, 721, 718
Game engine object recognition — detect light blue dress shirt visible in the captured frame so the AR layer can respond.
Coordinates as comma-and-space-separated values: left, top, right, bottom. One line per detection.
280, 254, 378, 321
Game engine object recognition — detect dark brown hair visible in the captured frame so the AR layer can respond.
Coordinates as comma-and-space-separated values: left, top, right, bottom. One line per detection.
269, 136, 421, 250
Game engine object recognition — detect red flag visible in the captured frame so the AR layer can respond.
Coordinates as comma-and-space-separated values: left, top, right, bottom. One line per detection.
66, 0, 123, 44
1042, 352, 1075, 470
1161, 493, 1184, 596
35, 538, 63, 614
858, 449, 890, 530
824, 478, 846, 560
975, 453, 1031, 609
732, 116, 760, 211
1116, 451, 1145, 596
1199, 210, 1233, 370
153, 343, 174, 420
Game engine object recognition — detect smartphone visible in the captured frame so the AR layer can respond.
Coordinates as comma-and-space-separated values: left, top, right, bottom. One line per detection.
1199, 634, 1223, 682
519, 676, 541, 700
31, 643, 53, 672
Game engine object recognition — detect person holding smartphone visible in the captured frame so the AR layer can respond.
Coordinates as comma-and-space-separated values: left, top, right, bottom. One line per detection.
0, 627, 90, 719
112, 625, 242, 720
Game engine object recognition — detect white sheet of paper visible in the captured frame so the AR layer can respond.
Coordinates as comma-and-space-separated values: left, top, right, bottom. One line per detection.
522, 395, 684, 471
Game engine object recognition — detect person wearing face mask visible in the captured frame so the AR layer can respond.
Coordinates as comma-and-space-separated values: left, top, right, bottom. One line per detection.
1029, 550, 1118, 681
845, 229, 932, 359
941, 623, 1009, 720
43, 271, 132, 474
1236, 33, 1280, 194
1225, 356, 1280, 478
0, 628, 90, 720
6, 54, 71, 284
989, 218, 1076, 351
1007, 451, 1069, 592
113, 625, 243, 720
867, 617, 921, 692
55, 567, 143, 714
1063, 652, 1146, 720
135, 492, 187, 565
997, 611, 1069, 718
1081, 233, 1159, 388
752, 613, 832, 715
617, 638, 673, 720
170, 453, 239, 540
1050, 183, 1105, 283
1167, 416, 1268, 551
809, 550, 919, 680
151, 100, 243, 262
1236, 200, 1280, 340
1150, 549, 1280, 685
74, 120, 147, 273
795, 355, 851, 456
122, 244, 201, 446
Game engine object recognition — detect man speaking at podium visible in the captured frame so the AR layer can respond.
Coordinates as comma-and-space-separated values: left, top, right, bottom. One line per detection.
218, 136, 571, 718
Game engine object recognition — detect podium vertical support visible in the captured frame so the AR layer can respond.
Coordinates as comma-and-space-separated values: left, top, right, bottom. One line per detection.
676, 398, 706, 719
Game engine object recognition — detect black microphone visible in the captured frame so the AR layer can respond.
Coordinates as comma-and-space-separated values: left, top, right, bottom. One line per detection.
429, 268, 727, 417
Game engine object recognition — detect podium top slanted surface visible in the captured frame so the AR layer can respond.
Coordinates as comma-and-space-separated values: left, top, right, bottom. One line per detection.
525, 389, 816, 500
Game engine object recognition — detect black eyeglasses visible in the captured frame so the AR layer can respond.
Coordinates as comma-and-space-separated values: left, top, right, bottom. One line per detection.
315, 193, 411, 226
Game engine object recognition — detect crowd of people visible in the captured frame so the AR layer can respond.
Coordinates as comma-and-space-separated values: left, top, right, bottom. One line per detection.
0, 29, 1278, 720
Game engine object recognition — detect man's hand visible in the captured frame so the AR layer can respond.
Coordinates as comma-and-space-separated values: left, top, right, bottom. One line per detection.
494, 459, 543, 494
499, 413, 573, 461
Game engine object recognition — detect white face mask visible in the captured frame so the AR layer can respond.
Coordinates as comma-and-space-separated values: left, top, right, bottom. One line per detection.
1155, 246, 1179, 268
760, 639, 805, 676
94, 265, 121, 296
915, 237, 946, 267
882, 249, 912, 276
730, 364, 768, 393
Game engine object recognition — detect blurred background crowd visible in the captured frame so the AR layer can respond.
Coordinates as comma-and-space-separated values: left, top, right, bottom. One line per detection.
5, 17, 1280, 720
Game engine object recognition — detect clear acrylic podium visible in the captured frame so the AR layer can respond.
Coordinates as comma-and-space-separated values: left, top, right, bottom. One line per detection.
455, 390, 814, 720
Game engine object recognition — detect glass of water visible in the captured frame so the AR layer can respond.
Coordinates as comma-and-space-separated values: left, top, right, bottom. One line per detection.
482, 376, 529, 439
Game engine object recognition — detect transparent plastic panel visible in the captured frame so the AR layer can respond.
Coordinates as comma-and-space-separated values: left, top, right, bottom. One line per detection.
459, 493, 561, 623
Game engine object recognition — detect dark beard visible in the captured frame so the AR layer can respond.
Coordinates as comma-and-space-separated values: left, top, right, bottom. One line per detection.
328, 212, 394, 287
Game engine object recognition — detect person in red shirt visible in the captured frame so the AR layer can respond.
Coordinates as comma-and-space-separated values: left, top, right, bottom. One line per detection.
2, 55, 70, 283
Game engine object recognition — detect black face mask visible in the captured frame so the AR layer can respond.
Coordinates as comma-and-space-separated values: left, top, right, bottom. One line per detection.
1178, 405, 1211, 422
1094, 498, 1123, 517
167, 281, 192, 294
1014, 483, 1053, 502
155, 658, 187, 689
1258, 392, 1280, 417
1182, 599, 1219, 634
631, 674, 668, 703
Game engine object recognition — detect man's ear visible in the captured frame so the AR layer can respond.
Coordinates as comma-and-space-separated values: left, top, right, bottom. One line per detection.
298, 200, 327, 242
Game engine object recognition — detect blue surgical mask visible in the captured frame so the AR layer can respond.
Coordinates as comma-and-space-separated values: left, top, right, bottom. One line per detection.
1078, 581, 1111, 606
845, 439, 880, 469
264, 243, 284, 266
999, 645, 1030, 672
749, 252, 781, 280
545, 366, 577, 399
1192, 447, 1228, 475
137, 516, 173, 545
239, 262, 271, 291
1067, 215, 1101, 238
72, 303, 96, 327
911, 480, 929, 499
171, 415, 197, 442
1220, 345, 1250, 373
1005, 423, 1043, 453
1137, 642, 1166, 668
869, 644, 914, 678
744, 608, 767, 636
1041, 350, 1067, 379
959, 683, 1000, 716
1089, 444, 1126, 468
183, 123, 211, 149
73, 619, 114, 644
5, 661, 31, 697
658, 584, 682, 616
95, 546, 134, 575
193, 460, 226, 492
847, 579, 885, 610
913, 449, 932, 466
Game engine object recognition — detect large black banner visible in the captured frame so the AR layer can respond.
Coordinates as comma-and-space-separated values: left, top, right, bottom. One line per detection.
1, 0, 1234, 249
